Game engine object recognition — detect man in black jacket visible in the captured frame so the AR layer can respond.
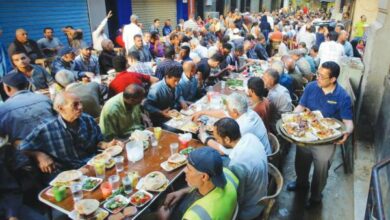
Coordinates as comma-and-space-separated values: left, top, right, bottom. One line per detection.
8, 29, 43, 64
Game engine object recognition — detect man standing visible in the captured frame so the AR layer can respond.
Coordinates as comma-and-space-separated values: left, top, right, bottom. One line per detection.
353, 15, 367, 41
129, 35, 153, 62
37, 27, 63, 58
0, 72, 55, 145
123, 15, 143, 53
8, 51, 54, 91
100, 84, 146, 140
287, 61, 353, 208
149, 19, 160, 35
8, 29, 43, 63
318, 31, 344, 66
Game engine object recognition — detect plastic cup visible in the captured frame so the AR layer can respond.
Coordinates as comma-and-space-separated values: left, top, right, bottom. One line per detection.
122, 176, 133, 194
53, 186, 67, 202
70, 182, 83, 202
221, 81, 226, 89
108, 175, 120, 193
100, 182, 112, 199
170, 143, 179, 155
154, 127, 162, 141
114, 156, 124, 173
93, 159, 106, 179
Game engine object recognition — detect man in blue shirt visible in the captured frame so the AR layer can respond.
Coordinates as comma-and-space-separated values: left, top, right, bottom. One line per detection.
287, 61, 354, 208
0, 72, 56, 145
176, 61, 199, 109
144, 65, 182, 126
37, 27, 63, 58
74, 42, 100, 75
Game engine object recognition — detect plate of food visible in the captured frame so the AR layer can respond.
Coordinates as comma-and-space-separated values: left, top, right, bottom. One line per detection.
103, 145, 123, 157
314, 128, 342, 140
319, 118, 342, 129
180, 147, 195, 156
70, 199, 108, 220
129, 190, 153, 207
137, 171, 169, 192
160, 153, 187, 172
87, 153, 115, 169
180, 121, 199, 133
103, 195, 130, 214
180, 105, 197, 116
81, 177, 103, 191
50, 170, 83, 187
168, 109, 185, 120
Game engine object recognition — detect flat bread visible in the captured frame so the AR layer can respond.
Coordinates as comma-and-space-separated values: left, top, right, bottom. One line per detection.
168, 153, 187, 165
54, 170, 82, 184
181, 122, 199, 133
104, 145, 123, 157
75, 199, 99, 216
168, 110, 185, 120
142, 171, 168, 191
93, 153, 111, 163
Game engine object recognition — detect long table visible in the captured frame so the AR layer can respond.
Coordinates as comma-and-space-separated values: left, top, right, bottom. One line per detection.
38, 128, 203, 219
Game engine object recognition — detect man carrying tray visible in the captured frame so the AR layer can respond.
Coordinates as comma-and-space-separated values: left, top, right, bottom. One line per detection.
286, 61, 354, 208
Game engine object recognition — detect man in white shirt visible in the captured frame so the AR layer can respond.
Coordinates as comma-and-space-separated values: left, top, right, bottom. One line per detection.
123, 14, 143, 53
318, 31, 344, 66
199, 117, 268, 220
298, 25, 316, 52
189, 38, 208, 59
92, 11, 112, 51
183, 15, 199, 31
193, 93, 271, 155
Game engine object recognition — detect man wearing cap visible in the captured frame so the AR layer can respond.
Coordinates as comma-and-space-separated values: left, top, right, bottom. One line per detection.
199, 118, 268, 219
74, 41, 100, 76
8, 51, 54, 91
51, 46, 95, 80
0, 72, 56, 145
157, 147, 239, 220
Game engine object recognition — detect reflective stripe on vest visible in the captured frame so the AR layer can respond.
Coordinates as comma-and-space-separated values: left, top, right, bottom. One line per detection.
225, 172, 238, 190
190, 204, 212, 220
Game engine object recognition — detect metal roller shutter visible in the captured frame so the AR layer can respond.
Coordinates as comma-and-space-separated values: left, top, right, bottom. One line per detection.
131, 0, 177, 33
0, 0, 92, 48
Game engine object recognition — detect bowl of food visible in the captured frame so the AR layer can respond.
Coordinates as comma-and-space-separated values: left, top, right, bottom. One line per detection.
129, 190, 153, 207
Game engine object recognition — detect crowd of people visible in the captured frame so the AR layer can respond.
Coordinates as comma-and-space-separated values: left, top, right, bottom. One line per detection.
0, 6, 364, 220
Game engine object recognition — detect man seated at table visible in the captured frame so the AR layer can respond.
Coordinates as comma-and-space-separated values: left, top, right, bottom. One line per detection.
51, 46, 95, 80
109, 55, 158, 96
0, 72, 56, 146
157, 147, 239, 220
192, 93, 271, 155
287, 61, 354, 208
8, 51, 54, 91
144, 65, 182, 126
155, 46, 181, 80
263, 68, 293, 133
8, 29, 43, 64
100, 84, 146, 140
98, 39, 116, 74
196, 52, 225, 88
128, 34, 153, 63
198, 118, 268, 219
19, 91, 121, 178
74, 41, 100, 76
55, 69, 102, 118
37, 27, 63, 58
176, 61, 199, 110
127, 50, 154, 75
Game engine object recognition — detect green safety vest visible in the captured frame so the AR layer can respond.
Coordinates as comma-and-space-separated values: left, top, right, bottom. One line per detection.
182, 168, 239, 220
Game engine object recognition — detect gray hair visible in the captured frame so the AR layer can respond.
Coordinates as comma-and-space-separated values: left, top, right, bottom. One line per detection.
55, 69, 75, 87
131, 14, 139, 22
226, 93, 248, 115
53, 91, 67, 112
190, 38, 200, 47
101, 39, 112, 50
270, 60, 284, 75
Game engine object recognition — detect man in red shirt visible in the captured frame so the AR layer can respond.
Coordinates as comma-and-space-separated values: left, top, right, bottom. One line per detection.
109, 56, 158, 95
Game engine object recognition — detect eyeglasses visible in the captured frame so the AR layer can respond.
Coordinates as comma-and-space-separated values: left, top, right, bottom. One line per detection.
316, 72, 331, 80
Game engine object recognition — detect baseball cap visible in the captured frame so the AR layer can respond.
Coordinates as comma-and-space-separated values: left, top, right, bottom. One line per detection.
187, 147, 227, 188
59, 46, 76, 56
2, 72, 29, 88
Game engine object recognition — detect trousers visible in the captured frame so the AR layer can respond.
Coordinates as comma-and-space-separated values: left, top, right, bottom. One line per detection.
295, 144, 336, 201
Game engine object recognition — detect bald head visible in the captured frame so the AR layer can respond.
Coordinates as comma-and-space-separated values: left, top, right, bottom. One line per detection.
183, 61, 196, 78
284, 57, 296, 73
15, 28, 28, 43
101, 39, 114, 51
338, 30, 348, 43
123, 84, 145, 108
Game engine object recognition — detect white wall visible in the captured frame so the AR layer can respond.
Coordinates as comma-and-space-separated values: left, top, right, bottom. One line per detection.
87, 0, 108, 36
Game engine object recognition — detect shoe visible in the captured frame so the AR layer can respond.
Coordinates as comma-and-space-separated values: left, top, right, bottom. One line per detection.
286, 181, 309, 191
304, 198, 322, 209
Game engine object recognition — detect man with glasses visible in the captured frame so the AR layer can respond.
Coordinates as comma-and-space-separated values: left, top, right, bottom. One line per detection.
287, 61, 354, 208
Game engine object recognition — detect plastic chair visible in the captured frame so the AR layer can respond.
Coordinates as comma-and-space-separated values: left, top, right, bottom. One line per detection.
267, 133, 280, 167
257, 163, 284, 220
231, 204, 239, 220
